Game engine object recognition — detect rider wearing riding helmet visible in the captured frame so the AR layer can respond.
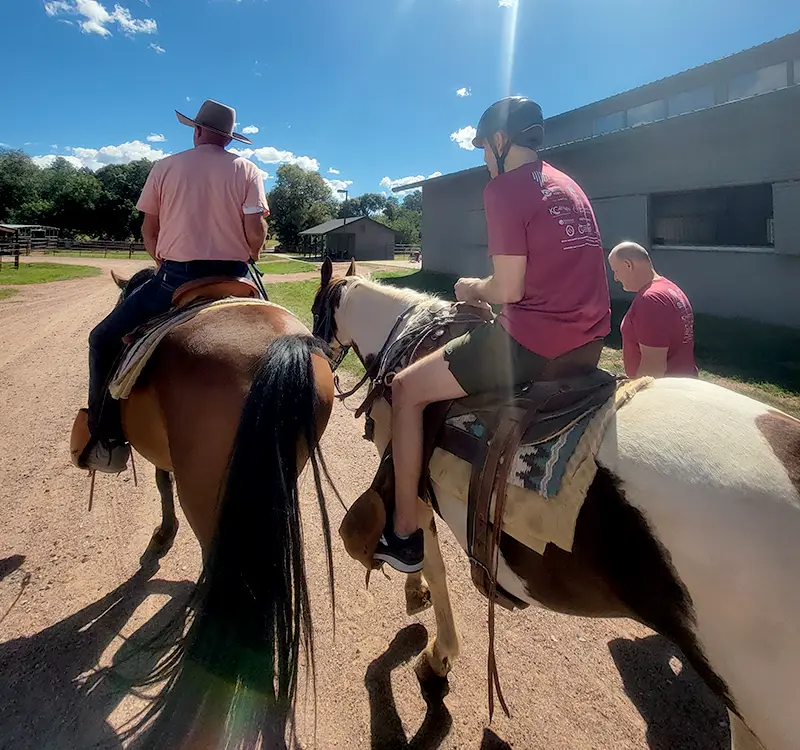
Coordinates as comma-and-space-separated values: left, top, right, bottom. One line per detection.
374, 96, 611, 574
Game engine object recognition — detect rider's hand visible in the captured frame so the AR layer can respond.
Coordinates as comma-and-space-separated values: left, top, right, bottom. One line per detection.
454, 277, 482, 302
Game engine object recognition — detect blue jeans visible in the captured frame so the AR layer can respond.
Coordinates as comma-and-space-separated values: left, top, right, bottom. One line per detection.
88, 259, 249, 441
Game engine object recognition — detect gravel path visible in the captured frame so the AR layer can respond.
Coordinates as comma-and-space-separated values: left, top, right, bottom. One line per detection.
0, 270, 729, 749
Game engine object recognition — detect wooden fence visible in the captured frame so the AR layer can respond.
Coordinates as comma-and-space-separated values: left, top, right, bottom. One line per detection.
0, 238, 146, 257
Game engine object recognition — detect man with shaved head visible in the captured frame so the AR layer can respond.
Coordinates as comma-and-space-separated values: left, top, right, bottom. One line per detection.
608, 241, 698, 378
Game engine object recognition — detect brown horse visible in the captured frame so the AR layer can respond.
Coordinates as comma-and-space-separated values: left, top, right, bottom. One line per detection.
73, 266, 337, 749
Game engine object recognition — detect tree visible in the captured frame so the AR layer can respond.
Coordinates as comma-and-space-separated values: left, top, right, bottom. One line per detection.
402, 191, 422, 213
0, 149, 40, 222
338, 193, 387, 219
267, 164, 337, 247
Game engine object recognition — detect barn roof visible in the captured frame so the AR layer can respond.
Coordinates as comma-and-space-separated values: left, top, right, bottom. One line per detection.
299, 217, 393, 235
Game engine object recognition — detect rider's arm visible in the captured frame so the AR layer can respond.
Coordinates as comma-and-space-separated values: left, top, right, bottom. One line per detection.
243, 211, 268, 261
141, 213, 160, 263
636, 345, 668, 378
472, 255, 527, 304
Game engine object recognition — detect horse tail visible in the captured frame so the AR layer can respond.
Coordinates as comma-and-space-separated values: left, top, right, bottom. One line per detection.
132, 333, 336, 749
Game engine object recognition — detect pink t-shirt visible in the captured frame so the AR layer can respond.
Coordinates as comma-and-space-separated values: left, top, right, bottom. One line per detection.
484, 161, 611, 359
136, 144, 269, 262
621, 276, 698, 377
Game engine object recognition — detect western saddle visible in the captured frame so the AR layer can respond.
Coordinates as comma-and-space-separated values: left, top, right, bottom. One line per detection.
170, 275, 259, 307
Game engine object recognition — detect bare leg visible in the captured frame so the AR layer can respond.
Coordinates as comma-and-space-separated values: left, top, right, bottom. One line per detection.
415, 500, 460, 679
390, 351, 466, 537
141, 468, 179, 563
729, 709, 766, 750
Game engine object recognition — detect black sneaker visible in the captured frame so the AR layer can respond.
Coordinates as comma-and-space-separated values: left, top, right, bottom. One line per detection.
374, 528, 424, 573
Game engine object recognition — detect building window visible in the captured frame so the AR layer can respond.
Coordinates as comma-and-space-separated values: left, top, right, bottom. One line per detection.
593, 111, 625, 136
728, 62, 788, 102
668, 85, 715, 117
627, 99, 666, 127
650, 184, 774, 249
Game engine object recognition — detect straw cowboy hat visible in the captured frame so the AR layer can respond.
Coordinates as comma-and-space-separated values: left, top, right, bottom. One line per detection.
175, 99, 252, 144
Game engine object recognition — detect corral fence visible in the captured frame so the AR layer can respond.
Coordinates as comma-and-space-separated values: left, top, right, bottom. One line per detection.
0, 237, 146, 258
394, 244, 422, 262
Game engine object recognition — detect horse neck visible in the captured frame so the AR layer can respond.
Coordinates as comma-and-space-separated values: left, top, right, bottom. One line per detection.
338, 280, 430, 359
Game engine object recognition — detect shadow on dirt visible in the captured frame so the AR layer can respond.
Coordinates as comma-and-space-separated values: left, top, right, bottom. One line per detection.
0, 555, 25, 583
609, 634, 729, 750
365, 623, 453, 749
0, 560, 193, 750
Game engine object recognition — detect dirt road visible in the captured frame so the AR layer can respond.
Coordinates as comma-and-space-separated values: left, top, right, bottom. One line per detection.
0, 268, 729, 749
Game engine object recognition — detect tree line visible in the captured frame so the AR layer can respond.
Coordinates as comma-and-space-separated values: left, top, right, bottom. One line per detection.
0, 150, 422, 247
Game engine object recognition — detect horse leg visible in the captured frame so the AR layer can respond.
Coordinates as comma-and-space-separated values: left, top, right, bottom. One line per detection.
140, 468, 179, 563
414, 500, 460, 680
405, 571, 432, 615
729, 710, 766, 750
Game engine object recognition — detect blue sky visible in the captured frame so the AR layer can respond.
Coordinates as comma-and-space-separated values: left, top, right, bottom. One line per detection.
1, 0, 799, 199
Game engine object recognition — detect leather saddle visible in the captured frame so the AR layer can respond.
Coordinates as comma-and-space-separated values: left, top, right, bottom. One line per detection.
171, 275, 259, 307
339, 335, 615, 606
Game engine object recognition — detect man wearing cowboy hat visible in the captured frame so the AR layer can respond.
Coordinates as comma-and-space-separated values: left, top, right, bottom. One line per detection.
78, 99, 269, 473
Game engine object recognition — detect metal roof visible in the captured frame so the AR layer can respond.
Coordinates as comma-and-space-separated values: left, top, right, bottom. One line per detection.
299, 217, 393, 235
0, 224, 60, 230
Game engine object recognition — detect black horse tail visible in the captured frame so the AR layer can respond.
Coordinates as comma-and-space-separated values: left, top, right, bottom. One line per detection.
129, 333, 336, 750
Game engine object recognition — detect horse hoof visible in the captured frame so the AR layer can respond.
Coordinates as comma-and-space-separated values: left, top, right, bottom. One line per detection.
405, 582, 432, 615
140, 520, 179, 564
415, 647, 450, 703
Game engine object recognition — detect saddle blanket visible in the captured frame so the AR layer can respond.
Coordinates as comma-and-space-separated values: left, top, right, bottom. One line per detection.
427, 376, 653, 554
108, 297, 275, 400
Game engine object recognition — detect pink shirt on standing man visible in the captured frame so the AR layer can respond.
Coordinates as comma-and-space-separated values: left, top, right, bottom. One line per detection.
484, 160, 611, 360
136, 143, 269, 263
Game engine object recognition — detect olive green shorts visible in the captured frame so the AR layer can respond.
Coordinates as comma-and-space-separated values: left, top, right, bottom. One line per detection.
442, 320, 548, 395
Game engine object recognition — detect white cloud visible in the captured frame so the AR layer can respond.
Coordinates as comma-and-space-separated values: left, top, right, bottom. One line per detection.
43, 0, 157, 37
241, 125, 259, 135
149, 42, 165, 53
328, 167, 340, 174
231, 146, 320, 172
32, 140, 168, 171
146, 133, 166, 142
380, 171, 442, 192
450, 125, 477, 151
50, 144, 58, 149
0, 143, 10, 148
325, 179, 353, 201
498, 0, 516, 6
456, 87, 471, 98
185, 96, 191, 102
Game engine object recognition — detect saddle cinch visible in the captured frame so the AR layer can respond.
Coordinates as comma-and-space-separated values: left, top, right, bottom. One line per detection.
339, 327, 617, 612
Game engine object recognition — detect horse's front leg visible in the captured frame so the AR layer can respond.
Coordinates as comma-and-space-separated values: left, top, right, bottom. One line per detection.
415, 499, 460, 680
405, 570, 432, 615
141, 468, 179, 563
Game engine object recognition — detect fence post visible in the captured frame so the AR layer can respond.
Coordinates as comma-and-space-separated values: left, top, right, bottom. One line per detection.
14, 251, 20, 270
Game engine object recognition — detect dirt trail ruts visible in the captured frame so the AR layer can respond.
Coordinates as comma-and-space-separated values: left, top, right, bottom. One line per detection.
0, 269, 729, 749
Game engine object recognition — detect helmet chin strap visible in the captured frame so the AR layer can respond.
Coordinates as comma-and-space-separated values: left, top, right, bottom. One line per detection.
490, 136, 512, 175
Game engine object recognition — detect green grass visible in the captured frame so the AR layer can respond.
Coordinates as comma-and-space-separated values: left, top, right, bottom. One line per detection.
256, 259, 315, 275
0, 262, 102, 284
0, 288, 19, 301
265, 269, 800, 416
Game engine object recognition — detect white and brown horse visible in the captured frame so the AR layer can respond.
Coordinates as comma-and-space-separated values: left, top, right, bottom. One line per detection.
313, 259, 800, 750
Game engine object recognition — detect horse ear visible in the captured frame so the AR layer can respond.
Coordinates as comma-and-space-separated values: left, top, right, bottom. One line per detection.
110, 269, 129, 290
345, 257, 357, 277
321, 257, 333, 287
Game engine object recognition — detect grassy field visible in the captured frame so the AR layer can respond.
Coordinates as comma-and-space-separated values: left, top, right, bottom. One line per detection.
266, 268, 800, 416
0, 262, 102, 285
45, 251, 153, 260
0, 288, 19, 301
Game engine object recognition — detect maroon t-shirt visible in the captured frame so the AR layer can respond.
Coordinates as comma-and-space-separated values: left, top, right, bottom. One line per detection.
484, 161, 611, 359
621, 276, 698, 377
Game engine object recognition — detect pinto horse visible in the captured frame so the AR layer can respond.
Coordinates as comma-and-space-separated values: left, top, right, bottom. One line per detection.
76, 267, 337, 749
312, 258, 800, 750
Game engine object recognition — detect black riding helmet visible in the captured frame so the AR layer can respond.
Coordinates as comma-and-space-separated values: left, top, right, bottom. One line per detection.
472, 96, 545, 174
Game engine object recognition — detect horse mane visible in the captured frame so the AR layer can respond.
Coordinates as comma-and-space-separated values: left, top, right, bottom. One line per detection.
347, 276, 451, 329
